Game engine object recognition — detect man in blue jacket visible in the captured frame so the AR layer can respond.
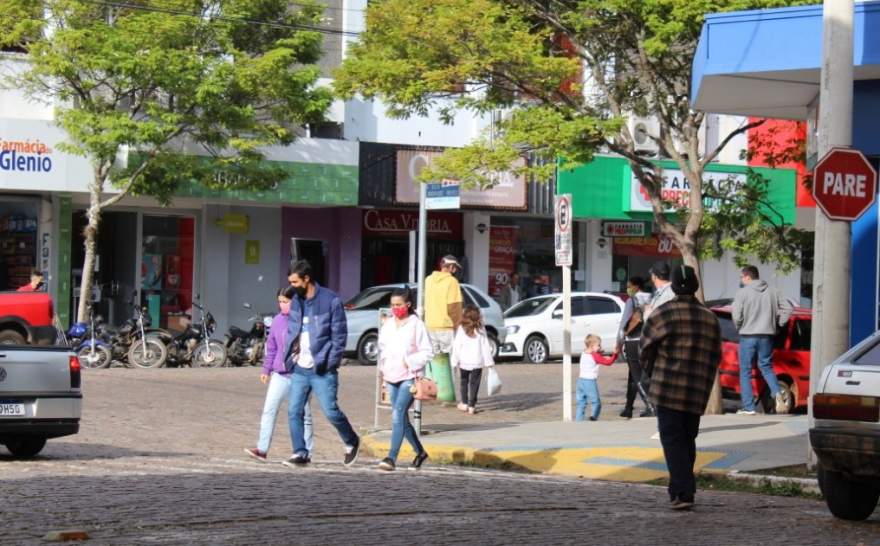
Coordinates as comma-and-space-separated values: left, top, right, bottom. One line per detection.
283, 260, 360, 467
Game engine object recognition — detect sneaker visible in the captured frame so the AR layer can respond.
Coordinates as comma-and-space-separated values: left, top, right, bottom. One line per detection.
456, 403, 468, 411
410, 451, 429, 470
589, 416, 598, 421
639, 409, 655, 418
282, 453, 310, 467
775, 392, 790, 414
344, 437, 360, 467
619, 409, 633, 419
670, 498, 694, 511
736, 409, 757, 416
378, 457, 395, 471
467, 407, 476, 415
244, 447, 268, 462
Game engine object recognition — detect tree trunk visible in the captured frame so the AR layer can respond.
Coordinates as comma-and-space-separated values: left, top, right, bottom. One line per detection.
680, 240, 724, 415
76, 193, 102, 324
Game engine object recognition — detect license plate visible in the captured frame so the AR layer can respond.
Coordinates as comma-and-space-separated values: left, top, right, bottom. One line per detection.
0, 403, 25, 417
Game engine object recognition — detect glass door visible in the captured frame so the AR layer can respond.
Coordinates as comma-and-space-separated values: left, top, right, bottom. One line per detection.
140, 215, 195, 330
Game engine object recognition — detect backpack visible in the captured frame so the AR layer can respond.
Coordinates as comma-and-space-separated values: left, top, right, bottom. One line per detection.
624, 298, 645, 337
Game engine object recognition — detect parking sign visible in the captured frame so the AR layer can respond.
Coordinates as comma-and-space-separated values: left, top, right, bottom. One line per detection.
555, 194, 573, 266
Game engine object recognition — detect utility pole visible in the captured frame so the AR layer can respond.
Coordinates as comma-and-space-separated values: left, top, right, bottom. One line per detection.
414, 182, 428, 434
809, 0, 854, 460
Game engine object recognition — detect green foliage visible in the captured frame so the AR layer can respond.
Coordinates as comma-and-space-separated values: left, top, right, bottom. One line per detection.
0, 0, 332, 203
336, 0, 813, 272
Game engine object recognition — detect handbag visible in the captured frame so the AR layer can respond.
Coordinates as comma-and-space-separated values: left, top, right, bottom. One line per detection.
410, 375, 438, 400
487, 366, 502, 396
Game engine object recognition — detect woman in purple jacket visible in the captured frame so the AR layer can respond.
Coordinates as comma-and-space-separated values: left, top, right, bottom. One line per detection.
245, 286, 313, 461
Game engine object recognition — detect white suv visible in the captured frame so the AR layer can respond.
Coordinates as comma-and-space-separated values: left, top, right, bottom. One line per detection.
811, 331, 880, 521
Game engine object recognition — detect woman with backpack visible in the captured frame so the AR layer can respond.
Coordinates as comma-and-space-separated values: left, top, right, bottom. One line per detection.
616, 276, 655, 419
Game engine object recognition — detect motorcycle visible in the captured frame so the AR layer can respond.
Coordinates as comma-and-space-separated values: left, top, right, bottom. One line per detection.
225, 302, 272, 367
157, 297, 227, 368
105, 299, 169, 368
66, 306, 113, 369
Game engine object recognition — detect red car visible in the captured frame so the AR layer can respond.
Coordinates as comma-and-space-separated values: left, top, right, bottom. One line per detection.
0, 291, 56, 345
713, 305, 811, 413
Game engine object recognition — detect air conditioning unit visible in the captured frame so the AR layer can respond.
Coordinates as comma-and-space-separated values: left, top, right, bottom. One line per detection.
627, 115, 661, 155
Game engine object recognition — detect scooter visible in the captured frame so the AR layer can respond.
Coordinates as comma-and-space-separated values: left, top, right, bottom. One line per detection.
225, 302, 271, 367
157, 296, 227, 368
66, 306, 113, 369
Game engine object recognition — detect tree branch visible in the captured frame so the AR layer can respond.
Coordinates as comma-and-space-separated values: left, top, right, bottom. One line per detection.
701, 118, 766, 168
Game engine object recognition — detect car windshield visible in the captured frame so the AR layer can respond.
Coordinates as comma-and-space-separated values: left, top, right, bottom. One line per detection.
345, 287, 394, 311
713, 311, 740, 343
854, 338, 880, 366
504, 297, 556, 318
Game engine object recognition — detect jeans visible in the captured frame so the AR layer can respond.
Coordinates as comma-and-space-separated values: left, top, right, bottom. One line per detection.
738, 334, 780, 411
386, 379, 424, 462
575, 378, 601, 421
257, 373, 313, 454
623, 339, 652, 412
288, 366, 358, 456
459, 368, 483, 408
656, 406, 701, 503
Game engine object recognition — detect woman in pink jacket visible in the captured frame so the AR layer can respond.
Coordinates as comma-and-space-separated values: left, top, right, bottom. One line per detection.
377, 287, 433, 471
245, 286, 313, 461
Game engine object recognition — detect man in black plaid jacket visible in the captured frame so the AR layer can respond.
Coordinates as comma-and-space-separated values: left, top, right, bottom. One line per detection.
640, 265, 722, 510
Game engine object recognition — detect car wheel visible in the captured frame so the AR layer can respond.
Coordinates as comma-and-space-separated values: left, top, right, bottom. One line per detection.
5, 437, 47, 458
0, 330, 26, 345
818, 462, 880, 521
759, 378, 796, 414
524, 335, 549, 364
357, 331, 379, 365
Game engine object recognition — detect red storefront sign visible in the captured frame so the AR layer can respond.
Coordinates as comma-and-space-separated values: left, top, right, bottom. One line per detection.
362, 209, 463, 240
613, 235, 680, 258
488, 226, 519, 296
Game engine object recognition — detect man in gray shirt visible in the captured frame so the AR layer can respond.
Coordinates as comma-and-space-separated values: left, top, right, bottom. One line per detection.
732, 265, 794, 415
644, 261, 674, 320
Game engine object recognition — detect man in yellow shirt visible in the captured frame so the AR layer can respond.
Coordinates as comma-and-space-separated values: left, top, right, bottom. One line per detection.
423, 255, 463, 402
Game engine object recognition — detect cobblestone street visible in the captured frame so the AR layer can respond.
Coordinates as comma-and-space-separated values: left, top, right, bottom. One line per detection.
2, 365, 879, 544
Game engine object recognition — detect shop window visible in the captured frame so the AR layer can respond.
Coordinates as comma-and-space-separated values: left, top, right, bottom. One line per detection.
0, 199, 39, 291
141, 215, 194, 330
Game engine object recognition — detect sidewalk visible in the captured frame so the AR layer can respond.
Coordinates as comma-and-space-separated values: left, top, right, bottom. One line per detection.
361, 414, 809, 482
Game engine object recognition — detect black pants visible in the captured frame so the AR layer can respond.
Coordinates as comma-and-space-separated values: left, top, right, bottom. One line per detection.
656, 406, 701, 503
459, 368, 483, 408
623, 340, 652, 412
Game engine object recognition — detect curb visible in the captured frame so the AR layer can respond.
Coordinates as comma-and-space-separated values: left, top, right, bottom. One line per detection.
361, 434, 754, 484
726, 470, 821, 495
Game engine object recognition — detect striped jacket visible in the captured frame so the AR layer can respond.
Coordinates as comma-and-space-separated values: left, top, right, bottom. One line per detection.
639, 295, 722, 415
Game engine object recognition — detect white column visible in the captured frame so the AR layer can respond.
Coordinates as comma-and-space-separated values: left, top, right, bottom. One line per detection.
463, 212, 491, 292
585, 219, 614, 292
202, 204, 232, 336
809, 0, 854, 453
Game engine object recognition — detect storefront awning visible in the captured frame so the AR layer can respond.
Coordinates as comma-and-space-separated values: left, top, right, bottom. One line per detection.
691, 2, 880, 119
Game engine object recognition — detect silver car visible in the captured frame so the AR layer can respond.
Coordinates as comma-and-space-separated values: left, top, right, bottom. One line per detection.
811, 330, 880, 521
0, 344, 82, 458
344, 283, 506, 365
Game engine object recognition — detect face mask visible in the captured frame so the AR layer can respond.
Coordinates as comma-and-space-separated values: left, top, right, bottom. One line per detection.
627, 287, 637, 297
279, 301, 291, 315
739, 282, 745, 289
392, 306, 409, 319
293, 285, 308, 298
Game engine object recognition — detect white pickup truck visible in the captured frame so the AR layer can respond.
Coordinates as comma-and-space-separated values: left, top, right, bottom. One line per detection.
811, 331, 880, 521
0, 345, 82, 458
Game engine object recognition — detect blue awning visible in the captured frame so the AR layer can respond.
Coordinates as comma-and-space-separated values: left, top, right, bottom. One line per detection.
691, 2, 880, 119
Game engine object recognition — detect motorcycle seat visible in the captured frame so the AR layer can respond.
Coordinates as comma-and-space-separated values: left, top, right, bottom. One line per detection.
229, 326, 249, 338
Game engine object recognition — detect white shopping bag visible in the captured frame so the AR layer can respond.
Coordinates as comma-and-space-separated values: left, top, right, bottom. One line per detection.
487, 366, 502, 396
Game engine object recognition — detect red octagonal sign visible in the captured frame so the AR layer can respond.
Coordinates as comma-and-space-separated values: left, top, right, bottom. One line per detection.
813, 148, 878, 221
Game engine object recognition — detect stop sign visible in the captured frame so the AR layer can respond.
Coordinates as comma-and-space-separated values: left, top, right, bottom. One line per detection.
813, 148, 878, 221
